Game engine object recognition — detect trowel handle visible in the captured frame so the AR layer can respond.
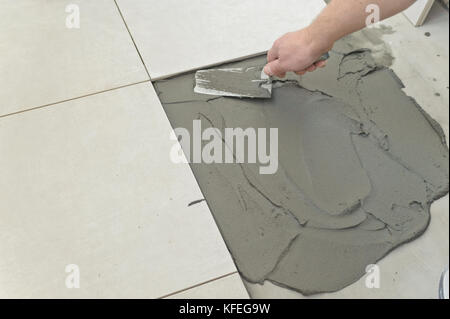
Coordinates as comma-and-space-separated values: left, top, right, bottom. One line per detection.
315, 52, 330, 63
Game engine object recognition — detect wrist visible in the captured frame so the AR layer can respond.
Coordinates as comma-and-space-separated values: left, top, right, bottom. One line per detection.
304, 23, 336, 56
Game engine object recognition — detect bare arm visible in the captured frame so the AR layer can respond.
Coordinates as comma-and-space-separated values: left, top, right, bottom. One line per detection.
264, 0, 416, 77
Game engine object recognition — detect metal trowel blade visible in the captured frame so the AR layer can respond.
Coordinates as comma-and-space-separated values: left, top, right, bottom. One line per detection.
194, 66, 272, 99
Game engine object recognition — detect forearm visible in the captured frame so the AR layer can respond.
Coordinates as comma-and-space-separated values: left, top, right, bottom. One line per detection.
263, 0, 417, 77
309, 0, 416, 48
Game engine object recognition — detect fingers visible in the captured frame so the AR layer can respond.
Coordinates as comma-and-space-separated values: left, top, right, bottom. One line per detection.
267, 46, 278, 63
294, 60, 327, 76
306, 64, 317, 72
315, 60, 327, 68
264, 59, 287, 78
295, 64, 316, 75
305, 60, 327, 72
267, 39, 279, 62
265, 49, 328, 77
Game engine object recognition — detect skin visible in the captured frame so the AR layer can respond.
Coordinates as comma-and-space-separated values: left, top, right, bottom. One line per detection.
264, 0, 416, 77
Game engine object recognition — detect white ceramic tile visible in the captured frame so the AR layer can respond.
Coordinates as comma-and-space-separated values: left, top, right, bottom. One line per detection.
0, 0, 149, 117
0, 82, 236, 298
245, 6, 450, 299
165, 273, 249, 299
115, 0, 325, 79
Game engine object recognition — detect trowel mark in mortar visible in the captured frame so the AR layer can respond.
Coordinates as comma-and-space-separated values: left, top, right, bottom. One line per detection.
155, 48, 449, 294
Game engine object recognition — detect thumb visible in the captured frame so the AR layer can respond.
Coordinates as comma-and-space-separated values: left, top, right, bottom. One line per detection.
264, 59, 286, 78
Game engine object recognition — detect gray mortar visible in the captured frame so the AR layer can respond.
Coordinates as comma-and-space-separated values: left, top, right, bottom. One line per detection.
154, 38, 449, 295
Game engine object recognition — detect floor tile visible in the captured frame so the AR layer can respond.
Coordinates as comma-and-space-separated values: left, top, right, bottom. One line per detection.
0, 82, 236, 298
0, 0, 148, 117
165, 273, 249, 299
115, 0, 325, 79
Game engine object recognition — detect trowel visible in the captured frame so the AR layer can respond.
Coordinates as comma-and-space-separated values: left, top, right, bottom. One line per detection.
194, 53, 330, 99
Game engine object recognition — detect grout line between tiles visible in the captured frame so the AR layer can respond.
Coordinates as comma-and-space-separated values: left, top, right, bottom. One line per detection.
113, 0, 152, 80
157, 271, 243, 299
0, 80, 151, 119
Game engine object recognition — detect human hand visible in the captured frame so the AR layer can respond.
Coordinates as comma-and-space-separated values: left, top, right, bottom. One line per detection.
263, 28, 333, 78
